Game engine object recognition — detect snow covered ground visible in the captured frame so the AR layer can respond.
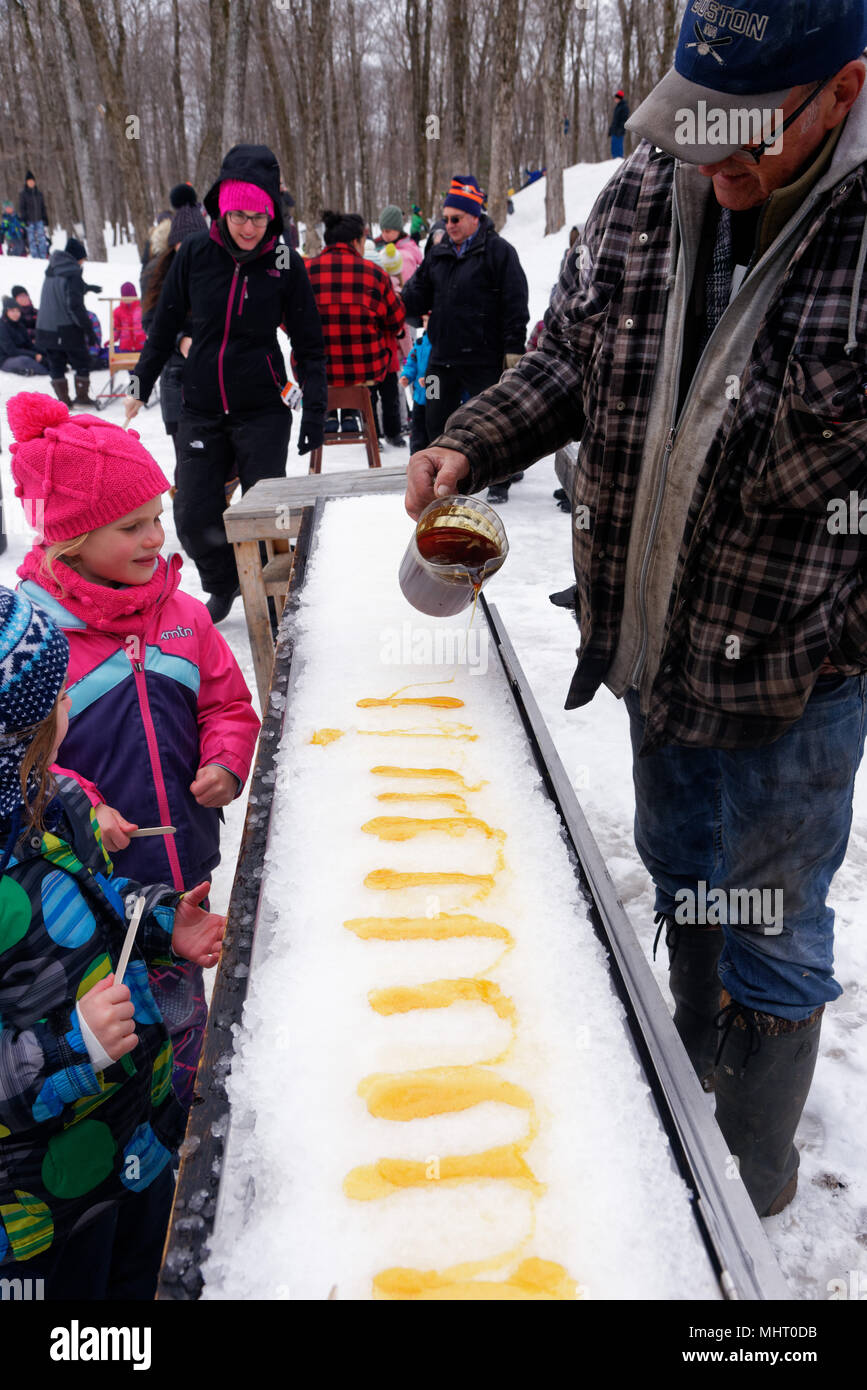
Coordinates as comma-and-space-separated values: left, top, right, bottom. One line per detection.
0, 163, 864, 1299
202, 493, 720, 1301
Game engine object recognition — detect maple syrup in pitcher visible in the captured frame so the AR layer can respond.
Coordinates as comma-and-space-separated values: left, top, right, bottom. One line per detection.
399, 497, 509, 616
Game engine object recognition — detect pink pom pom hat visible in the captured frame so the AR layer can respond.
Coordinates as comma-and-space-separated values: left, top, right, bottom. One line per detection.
6, 393, 170, 543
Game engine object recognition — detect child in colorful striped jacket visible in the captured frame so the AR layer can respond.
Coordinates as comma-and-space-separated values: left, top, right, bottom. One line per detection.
0, 585, 225, 1297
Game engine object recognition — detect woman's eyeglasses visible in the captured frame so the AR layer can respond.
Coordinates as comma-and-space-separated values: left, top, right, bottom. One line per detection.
227, 210, 270, 227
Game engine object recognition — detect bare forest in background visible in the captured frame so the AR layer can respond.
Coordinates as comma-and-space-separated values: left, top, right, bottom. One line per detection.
0, 0, 679, 257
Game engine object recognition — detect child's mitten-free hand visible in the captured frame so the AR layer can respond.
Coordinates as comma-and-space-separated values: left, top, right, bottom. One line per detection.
79, 975, 138, 1061
95, 802, 138, 851
173, 881, 226, 967
190, 764, 237, 807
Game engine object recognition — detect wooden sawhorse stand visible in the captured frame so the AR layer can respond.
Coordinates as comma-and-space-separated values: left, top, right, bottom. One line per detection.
223, 466, 409, 704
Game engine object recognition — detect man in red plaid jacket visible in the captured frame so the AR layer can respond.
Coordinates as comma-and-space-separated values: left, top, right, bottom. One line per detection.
306, 211, 406, 441
405, 0, 867, 1223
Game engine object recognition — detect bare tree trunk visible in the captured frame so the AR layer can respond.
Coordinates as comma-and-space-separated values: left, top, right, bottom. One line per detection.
18, 0, 79, 236
255, 0, 299, 200
78, 0, 152, 252
487, 0, 520, 229
195, 0, 229, 189
291, 0, 330, 255
542, 0, 572, 236
172, 0, 190, 178
445, 0, 469, 171
52, 0, 106, 260
223, 0, 251, 150
347, 0, 374, 225
327, 17, 343, 208
405, 0, 432, 213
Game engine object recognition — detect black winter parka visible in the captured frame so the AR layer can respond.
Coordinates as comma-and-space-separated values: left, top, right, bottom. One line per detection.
401, 214, 529, 368
132, 144, 326, 421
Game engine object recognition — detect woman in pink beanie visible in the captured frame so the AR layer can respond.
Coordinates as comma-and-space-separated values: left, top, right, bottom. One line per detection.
126, 144, 327, 623
8, 390, 260, 1115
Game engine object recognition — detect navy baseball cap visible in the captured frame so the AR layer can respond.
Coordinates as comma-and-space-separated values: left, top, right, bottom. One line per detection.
627, 0, 867, 164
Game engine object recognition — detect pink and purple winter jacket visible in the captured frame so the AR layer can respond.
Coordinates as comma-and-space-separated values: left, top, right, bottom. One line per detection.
19, 550, 260, 892
112, 298, 147, 352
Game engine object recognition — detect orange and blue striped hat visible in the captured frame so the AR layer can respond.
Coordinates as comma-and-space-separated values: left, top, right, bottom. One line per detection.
443, 176, 484, 216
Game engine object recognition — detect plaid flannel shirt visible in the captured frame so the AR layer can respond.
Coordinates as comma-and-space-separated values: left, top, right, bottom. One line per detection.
438, 139, 867, 752
305, 243, 406, 386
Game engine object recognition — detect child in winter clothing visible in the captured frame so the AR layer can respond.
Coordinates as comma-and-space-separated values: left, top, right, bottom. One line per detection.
1, 202, 27, 256
113, 281, 147, 353
87, 309, 110, 369
0, 584, 225, 1297
399, 323, 433, 455
10, 285, 38, 343
0, 297, 49, 375
8, 392, 260, 1112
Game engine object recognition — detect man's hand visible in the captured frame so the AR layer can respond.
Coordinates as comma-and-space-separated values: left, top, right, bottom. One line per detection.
79, 975, 137, 1061
406, 447, 471, 520
94, 802, 138, 852
179, 335, 192, 358
173, 881, 226, 967
190, 764, 237, 807
503, 353, 522, 370
124, 397, 143, 426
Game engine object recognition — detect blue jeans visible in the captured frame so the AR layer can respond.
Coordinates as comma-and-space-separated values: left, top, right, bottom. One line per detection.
611, 135, 624, 158
625, 675, 867, 1020
26, 220, 48, 258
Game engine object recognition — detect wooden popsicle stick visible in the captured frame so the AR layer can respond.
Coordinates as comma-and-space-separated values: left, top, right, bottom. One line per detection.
115, 894, 146, 987
128, 825, 176, 838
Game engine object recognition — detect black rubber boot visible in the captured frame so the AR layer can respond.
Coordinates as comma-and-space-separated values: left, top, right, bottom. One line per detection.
654, 913, 723, 1091
713, 1000, 823, 1217
50, 377, 72, 408
549, 583, 577, 608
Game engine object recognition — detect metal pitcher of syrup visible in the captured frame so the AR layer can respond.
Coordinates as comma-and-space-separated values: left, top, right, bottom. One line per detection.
399, 496, 509, 617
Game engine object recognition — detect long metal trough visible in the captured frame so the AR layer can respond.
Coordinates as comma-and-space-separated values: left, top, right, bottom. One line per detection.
158, 497, 790, 1301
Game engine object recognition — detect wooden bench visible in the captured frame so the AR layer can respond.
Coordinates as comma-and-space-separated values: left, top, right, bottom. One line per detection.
223, 466, 408, 703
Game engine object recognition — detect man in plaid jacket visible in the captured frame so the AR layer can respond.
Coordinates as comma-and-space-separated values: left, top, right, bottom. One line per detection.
406, 0, 867, 1219
306, 211, 406, 441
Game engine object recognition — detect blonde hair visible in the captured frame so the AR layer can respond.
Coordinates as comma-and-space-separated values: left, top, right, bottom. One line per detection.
18, 693, 62, 832
43, 533, 91, 590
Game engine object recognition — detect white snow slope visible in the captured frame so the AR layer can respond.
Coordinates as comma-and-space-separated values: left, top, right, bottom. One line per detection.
0, 162, 864, 1299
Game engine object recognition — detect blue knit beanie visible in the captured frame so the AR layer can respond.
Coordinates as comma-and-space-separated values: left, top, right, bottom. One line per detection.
0, 587, 69, 817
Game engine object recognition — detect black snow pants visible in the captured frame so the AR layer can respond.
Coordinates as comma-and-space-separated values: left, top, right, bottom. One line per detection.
174, 404, 292, 596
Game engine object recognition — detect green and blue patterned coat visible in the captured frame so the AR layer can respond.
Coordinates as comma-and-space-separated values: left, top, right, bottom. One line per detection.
0, 777, 184, 1268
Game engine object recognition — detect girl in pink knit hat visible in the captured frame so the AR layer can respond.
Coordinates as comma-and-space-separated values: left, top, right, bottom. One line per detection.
7, 391, 260, 1115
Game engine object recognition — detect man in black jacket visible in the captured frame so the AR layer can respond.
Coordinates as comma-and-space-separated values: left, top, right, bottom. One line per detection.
402, 175, 529, 502
35, 238, 98, 407
127, 144, 327, 620
18, 170, 49, 258
609, 91, 630, 158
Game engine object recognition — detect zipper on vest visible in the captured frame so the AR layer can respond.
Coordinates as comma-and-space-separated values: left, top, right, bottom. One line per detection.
218, 263, 240, 414
127, 651, 185, 891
